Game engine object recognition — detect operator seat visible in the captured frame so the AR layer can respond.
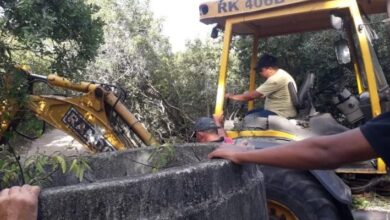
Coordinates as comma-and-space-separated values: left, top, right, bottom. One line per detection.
241, 73, 316, 131
288, 72, 316, 119
289, 72, 349, 135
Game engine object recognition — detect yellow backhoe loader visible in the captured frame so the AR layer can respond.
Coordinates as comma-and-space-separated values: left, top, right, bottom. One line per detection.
1, 1, 389, 219
0, 66, 158, 152
199, 0, 390, 219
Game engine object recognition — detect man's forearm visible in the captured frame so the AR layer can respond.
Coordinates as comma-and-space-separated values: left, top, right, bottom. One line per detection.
227, 91, 262, 102
236, 138, 338, 169
235, 129, 376, 169
228, 94, 251, 101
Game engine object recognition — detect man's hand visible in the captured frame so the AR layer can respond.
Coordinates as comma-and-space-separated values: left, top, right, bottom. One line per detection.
208, 144, 248, 164
225, 91, 261, 102
213, 113, 224, 127
0, 185, 41, 220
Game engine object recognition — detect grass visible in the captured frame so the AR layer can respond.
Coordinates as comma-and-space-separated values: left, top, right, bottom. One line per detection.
352, 192, 390, 212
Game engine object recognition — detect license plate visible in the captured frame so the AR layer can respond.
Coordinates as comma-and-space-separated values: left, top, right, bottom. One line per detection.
62, 107, 114, 152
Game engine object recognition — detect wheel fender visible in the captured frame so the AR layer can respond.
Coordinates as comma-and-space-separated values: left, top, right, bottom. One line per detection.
243, 139, 354, 219
310, 170, 354, 219
309, 170, 351, 205
246, 139, 352, 205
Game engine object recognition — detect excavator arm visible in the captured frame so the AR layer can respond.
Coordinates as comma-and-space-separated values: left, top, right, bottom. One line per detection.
1, 69, 158, 152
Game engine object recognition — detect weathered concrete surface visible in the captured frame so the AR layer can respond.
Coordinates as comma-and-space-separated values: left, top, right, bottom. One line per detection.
353, 210, 390, 220
38, 144, 268, 220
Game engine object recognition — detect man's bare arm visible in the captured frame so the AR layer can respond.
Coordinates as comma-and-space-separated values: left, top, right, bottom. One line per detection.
226, 91, 263, 102
208, 128, 377, 169
213, 114, 226, 137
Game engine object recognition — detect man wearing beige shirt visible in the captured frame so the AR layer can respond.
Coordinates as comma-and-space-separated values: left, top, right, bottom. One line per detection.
225, 54, 297, 118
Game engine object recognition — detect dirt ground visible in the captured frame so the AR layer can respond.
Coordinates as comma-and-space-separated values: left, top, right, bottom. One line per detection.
24, 129, 87, 157
353, 192, 390, 212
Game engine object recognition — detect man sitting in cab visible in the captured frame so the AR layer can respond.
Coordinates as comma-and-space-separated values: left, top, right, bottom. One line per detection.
225, 54, 297, 118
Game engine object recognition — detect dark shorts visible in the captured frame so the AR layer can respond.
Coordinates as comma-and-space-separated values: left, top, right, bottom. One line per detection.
246, 108, 277, 117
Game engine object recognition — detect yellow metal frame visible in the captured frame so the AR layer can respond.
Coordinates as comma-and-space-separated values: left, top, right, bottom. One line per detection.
0, 100, 18, 142
214, 21, 233, 116
346, 21, 364, 94
211, 0, 387, 174
200, 0, 312, 24
1, 72, 21, 143
336, 167, 387, 174
42, 75, 158, 150
348, 1, 386, 172
248, 35, 259, 111
268, 200, 299, 220
227, 130, 298, 140
348, 1, 382, 117
28, 94, 127, 152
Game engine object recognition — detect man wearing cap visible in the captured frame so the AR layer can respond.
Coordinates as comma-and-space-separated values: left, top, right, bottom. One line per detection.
225, 54, 297, 118
193, 115, 234, 144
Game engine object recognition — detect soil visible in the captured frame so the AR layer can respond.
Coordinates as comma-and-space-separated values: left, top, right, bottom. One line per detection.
353, 192, 390, 212
23, 129, 87, 157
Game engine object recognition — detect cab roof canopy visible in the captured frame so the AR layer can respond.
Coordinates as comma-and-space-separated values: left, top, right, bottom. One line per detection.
199, 0, 388, 37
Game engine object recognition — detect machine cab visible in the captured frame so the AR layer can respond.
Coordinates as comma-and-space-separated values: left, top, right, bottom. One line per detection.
199, 0, 390, 174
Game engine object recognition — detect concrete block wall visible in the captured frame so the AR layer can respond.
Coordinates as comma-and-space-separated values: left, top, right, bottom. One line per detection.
38, 144, 268, 220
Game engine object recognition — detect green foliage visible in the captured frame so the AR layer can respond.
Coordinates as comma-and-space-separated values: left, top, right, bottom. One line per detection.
0, 0, 104, 76
234, 30, 341, 88
0, 69, 41, 144
166, 39, 223, 139
84, 0, 177, 142
23, 154, 62, 186
13, 112, 45, 139
352, 196, 370, 209
0, 1, 105, 169
371, 15, 390, 81
54, 0, 223, 143
0, 68, 29, 104
68, 157, 91, 182
0, 144, 91, 188
0, 152, 20, 187
352, 192, 390, 211
148, 143, 175, 172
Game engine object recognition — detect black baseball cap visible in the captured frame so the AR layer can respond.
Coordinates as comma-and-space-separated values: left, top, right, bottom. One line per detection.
254, 54, 278, 72
193, 117, 219, 132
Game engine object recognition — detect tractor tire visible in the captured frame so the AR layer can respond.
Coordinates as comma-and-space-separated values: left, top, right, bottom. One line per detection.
260, 166, 341, 220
